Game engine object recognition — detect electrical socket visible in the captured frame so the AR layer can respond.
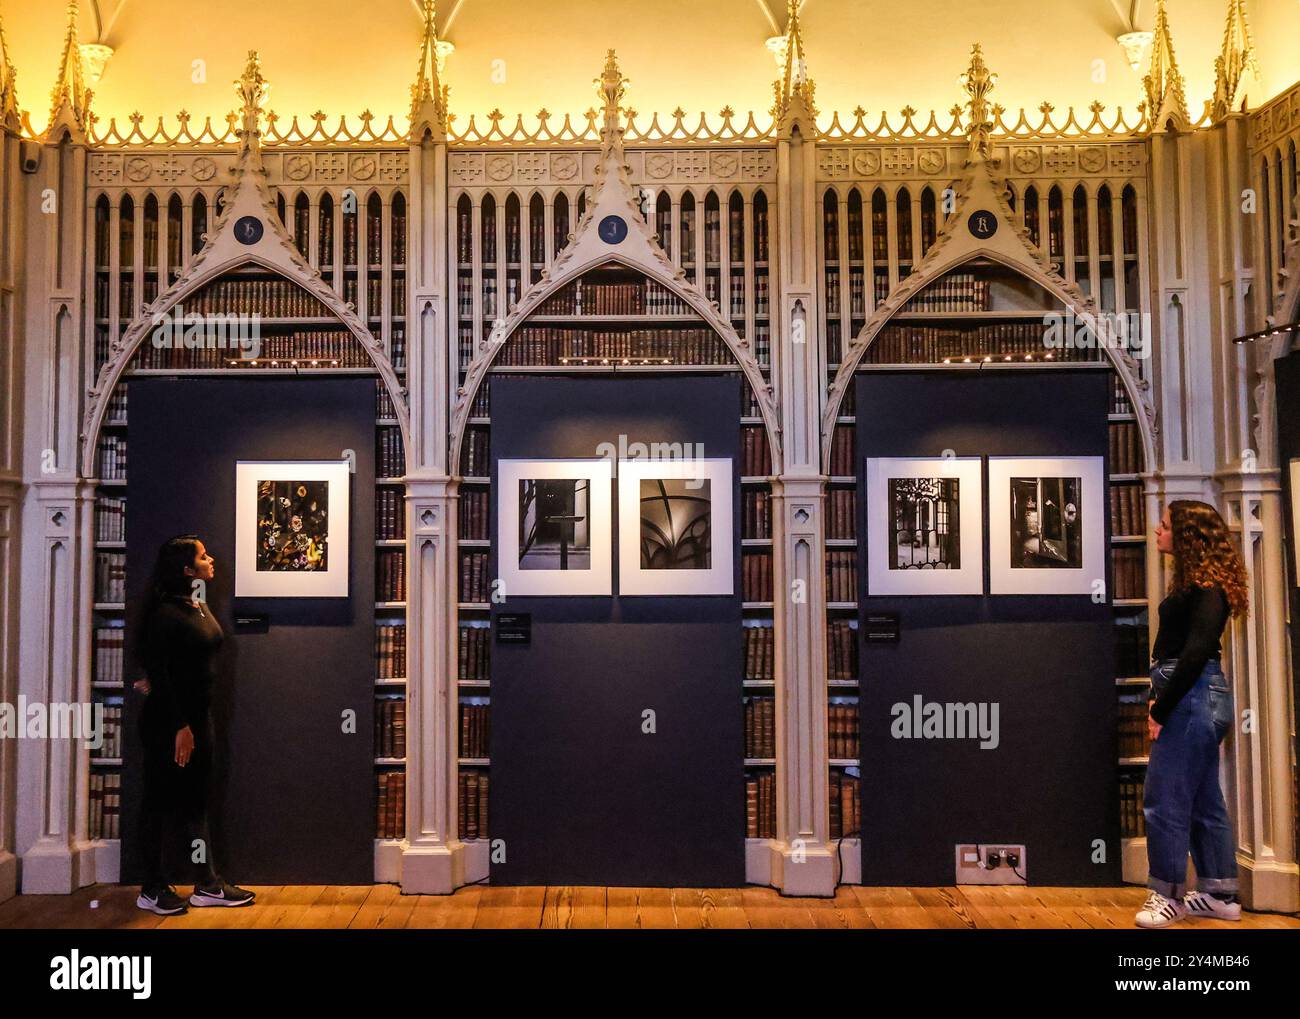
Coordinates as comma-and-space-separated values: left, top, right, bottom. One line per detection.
954, 844, 1028, 885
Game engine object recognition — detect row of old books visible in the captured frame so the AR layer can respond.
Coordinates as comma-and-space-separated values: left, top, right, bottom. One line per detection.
742, 428, 773, 476
459, 626, 490, 681
1112, 547, 1146, 600
1119, 775, 1147, 837
89, 773, 122, 840
744, 625, 774, 682
93, 327, 114, 371
460, 550, 489, 604
376, 623, 406, 680
95, 553, 126, 604
1109, 421, 1142, 474
1110, 483, 1146, 536
377, 550, 407, 602
743, 551, 773, 603
376, 378, 398, 419
376, 489, 405, 540
1117, 697, 1153, 759
377, 426, 404, 477
829, 771, 861, 839
828, 427, 854, 476
376, 771, 406, 839
1111, 375, 1133, 415
537, 279, 693, 317
753, 322, 771, 366
461, 428, 490, 477
375, 697, 406, 759
866, 323, 1100, 364
828, 703, 859, 759
828, 619, 858, 682
1116, 623, 1150, 678
363, 277, 407, 317
744, 697, 775, 758
131, 331, 371, 371
742, 490, 771, 540
459, 770, 490, 839
826, 550, 857, 603
95, 496, 126, 542
459, 702, 490, 758
98, 435, 128, 480
497, 328, 731, 366
91, 705, 123, 759
189, 278, 329, 318
825, 320, 844, 366
468, 380, 491, 418
460, 489, 489, 539
95, 628, 125, 686
827, 488, 856, 540
745, 772, 776, 839
905, 273, 992, 313
457, 326, 475, 370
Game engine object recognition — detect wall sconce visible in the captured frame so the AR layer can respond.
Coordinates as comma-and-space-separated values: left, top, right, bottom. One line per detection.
1116, 31, 1152, 73
434, 40, 454, 75
79, 43, 114, 86
765, 35, 787, 71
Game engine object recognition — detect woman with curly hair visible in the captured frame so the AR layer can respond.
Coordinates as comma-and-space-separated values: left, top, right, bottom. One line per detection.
1135, 501, 1249, 928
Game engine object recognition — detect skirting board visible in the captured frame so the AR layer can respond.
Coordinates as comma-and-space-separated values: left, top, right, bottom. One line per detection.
1121, 837, 1147, 886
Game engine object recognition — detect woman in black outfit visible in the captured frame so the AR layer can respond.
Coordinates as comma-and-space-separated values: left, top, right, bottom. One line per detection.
135, 535, 255, 915
1135, 501, 1248, 928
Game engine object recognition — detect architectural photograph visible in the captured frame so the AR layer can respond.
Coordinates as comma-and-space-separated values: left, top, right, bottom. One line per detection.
0, 0, 1297, 998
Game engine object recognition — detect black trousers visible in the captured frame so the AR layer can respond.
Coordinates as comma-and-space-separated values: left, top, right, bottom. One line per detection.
137, 711, 220, 889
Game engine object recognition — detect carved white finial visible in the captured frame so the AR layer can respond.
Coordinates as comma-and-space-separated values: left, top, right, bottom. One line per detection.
772, 0, 816, 129
410, 0, 451, 135
1212, 0, 1258, 120
47, 0, 92, 140
1143, 0, 1189, 130
961, 43, 997, 165
0, 3, 20, 130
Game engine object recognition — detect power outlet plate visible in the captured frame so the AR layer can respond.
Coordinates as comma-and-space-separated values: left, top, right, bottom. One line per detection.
954, 844, 1028, 885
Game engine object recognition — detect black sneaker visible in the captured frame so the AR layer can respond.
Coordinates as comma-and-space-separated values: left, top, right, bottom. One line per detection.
189, 880, 256, 907
137, 885, 188, 915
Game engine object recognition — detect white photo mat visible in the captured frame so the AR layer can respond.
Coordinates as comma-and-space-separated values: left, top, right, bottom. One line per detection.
865, 456, 984, 596
618, 457, 734, 596
497, 458, 613, 597
987, 456, 1105, 595
235, 460, 351, 598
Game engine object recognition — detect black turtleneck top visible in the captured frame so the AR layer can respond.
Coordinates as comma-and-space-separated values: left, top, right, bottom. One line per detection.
1149, 583, 1229, 725
140, 597, 224, 734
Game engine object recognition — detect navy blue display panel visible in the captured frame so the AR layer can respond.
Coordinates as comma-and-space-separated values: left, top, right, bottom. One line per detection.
122, 377, 375, 884
489, 374, 745, 886
856, 368, 1120, 886
1275, 349, 1300, 846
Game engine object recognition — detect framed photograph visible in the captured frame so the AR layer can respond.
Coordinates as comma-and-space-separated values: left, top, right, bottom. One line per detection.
988, 456, 1105, 595
498, 459, 613, 596
1290, 459, 1300, 587
865, 456, 984, 595
618, 458, 734, 596
235, 460, 351, 598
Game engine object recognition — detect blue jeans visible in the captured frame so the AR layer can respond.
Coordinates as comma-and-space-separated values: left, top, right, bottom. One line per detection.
1143, 659, 1238, 899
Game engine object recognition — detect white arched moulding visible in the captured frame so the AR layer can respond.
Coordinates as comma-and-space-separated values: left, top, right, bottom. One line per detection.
79, 133, 410, 479
448, 127, 783, 474
821, 154, 1157, 476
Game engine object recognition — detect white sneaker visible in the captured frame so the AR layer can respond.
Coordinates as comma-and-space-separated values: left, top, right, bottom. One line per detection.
1135, 890, 1188, 928
1184, 890, 1242, 921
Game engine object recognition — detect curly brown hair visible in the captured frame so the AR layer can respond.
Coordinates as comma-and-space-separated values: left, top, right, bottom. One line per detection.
1167, 500, 1249, 617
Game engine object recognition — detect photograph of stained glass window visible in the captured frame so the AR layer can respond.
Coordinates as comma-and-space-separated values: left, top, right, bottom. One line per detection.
888, 477, 960, 570
256, 480, 329, 572
639, 478, 712, 570
1009, 476, 1082, 569
518, 478, 591, 571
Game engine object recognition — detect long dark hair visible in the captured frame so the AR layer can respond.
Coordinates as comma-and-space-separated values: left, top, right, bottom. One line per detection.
1167, 501, 1249, 617
142, 534, 204, 621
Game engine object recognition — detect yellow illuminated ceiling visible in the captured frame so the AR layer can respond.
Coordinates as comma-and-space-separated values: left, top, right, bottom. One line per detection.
5, 0, 1300, 137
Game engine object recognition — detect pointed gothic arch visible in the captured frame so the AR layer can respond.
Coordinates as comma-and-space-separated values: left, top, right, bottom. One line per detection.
448, 245, 782, 474
821, 160, 1157, 476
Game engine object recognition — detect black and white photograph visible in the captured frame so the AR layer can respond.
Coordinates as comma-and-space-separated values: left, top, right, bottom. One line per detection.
1008, 475, 1082, 569
619, 458, 733, 595
498, 459, 613, 596
235, 460, 350, 597
988, 457, 1105, 595
866, 457, 984, 595
517, 478, 592, 572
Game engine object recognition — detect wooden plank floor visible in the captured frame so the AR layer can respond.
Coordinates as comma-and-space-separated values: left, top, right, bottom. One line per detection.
1, 883, 1297, 929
